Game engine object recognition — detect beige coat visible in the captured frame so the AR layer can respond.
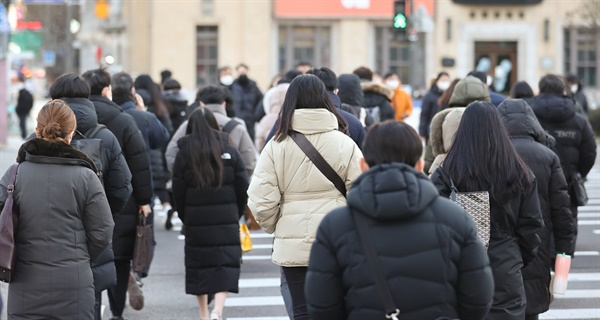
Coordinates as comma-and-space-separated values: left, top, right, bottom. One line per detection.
248, 108, 362, 267
428, 108, 465, 175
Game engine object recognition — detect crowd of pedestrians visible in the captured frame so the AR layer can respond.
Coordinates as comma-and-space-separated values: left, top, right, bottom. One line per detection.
0, 60, 596, 320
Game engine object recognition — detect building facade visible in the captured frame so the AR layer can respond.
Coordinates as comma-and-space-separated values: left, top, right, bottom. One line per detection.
115, 0, 597, 101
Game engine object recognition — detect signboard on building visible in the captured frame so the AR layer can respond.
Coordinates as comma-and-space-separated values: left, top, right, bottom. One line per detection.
275, 0, 394, 18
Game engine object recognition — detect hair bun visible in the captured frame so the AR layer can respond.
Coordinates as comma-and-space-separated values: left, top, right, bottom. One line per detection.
42, 122, 63, 140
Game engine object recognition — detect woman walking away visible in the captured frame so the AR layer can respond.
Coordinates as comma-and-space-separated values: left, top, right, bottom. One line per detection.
172, 108, 249, 320
1, 100, 114, 320
431, 101, 544, 320
419, 71, 449, 142
248, 74, 363, 320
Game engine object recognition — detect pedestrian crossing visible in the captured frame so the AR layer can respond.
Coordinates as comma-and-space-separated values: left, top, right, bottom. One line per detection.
232, 162, 600, 320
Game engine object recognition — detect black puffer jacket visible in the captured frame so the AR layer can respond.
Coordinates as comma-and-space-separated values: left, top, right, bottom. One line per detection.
529, 93, 597, 186
163, 90, 188, 132
498, 99, 575, 316
172, 134, 249, 295
419, 85, 443, 139
361, 82, 395, 122
431, 170, 543, 320
61, 97, 132, 214
89, 95, 152, 260
306, 163, 494, 320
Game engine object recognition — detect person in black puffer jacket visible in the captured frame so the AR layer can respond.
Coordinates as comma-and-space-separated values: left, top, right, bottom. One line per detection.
353, 67, 395, 123
48, 74, 133, 320
419, 72, 449, 141
498, 99, 575, 320
162, 78, 189, 132
306, 121, 494, 320
231, 64, 263, 141
172, 108, 249, 320
82, 69, 153, 318
337, 73, 374, 128
529, 74, 597, 255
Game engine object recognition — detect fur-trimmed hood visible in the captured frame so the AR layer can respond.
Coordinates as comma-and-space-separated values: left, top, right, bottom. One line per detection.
361, 82, 394, 100
429, 107, 466, 157
17, 138, 98, 174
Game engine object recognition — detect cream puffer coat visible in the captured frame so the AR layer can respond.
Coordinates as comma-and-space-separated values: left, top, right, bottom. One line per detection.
248, 108, 363, 267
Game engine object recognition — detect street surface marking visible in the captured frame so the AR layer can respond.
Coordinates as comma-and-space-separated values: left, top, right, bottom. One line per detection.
593, 229, 600, 235
540, 308, 600, 319
228, 318, 288, 320
252, 244, 274, 249
569, 273, 600, 281
579, 220, 600, 225
239, 278, 279, 288
243, 255, 272, 260
225, 296, 284, 307
553, 290, 600, 299
249, 233, 274, 239
574, 251, 600, 256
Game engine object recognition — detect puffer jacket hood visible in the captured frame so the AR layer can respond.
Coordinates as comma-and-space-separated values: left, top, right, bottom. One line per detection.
429, 108, 466, 157
163, 90, 187, 103
348, 163, 438, 222
337, 74, 364, 106
498, 99, 550, 146
361, 82, 394, 99
531, 93, 576, 123
448, 76, 491, 107
60, 97, 98, 133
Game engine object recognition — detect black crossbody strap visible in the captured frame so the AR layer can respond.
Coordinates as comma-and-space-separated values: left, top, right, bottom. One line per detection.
353, 210, 400, 320
290, 131, 347, 198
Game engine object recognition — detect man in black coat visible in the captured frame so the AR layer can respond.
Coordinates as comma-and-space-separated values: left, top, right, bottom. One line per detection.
15, 82, 34, 139
529, 74, 597, 255
82, 68, 153, 319
306, 121, 494, 320
48, 74, 133, 320
498, 99, 575, 319
353, 66, 395, 122
231, 63, 263, 140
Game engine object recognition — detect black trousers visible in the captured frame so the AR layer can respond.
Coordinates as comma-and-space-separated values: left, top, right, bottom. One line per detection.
282, 266, 309, 320
525, 314, 539, 320
107, 259, 131, 317
94, 292, 102, 320
18, 114, 27, 139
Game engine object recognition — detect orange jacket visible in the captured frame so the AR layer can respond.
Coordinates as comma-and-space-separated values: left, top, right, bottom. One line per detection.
391, 87, 413, 121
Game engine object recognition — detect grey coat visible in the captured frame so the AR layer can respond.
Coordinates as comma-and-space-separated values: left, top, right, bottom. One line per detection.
0, 139, 114, 320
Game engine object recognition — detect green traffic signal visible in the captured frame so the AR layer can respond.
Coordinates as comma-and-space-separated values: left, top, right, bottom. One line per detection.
394, 13, 407, 29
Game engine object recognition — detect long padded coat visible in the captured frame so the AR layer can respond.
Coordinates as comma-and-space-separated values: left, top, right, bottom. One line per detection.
172, 134, 249, 295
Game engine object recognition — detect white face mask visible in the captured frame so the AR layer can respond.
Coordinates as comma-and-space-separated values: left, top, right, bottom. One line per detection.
220, 75, 234, 86
437, 81, 450, 91
570, 84, 578, 93
386, 80, 400, 89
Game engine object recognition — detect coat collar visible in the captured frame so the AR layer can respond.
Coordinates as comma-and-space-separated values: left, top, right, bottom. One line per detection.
292, 109, 338, 135
17, 138, 98, 173
204, 104, 227, 117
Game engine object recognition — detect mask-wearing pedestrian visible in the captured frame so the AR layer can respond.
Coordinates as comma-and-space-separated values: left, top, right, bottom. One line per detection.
437, 80, 450, 91
238, 74, 250, 86
220, 75, 234, 86
386, 80, 400, 90
570, 84, 578, 94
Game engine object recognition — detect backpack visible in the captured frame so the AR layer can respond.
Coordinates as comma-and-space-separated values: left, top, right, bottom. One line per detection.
222, 119, 240, 134
366, 106, 381, 124
71, 125, 106, 183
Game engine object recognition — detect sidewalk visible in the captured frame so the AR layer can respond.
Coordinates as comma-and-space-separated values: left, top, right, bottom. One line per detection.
0, 135, 24, 175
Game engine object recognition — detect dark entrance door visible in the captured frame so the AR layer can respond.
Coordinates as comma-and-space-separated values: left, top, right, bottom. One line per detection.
474, 41, 518, 94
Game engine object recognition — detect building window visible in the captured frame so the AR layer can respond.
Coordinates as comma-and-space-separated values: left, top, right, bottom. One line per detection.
564, 27, 598, 87
375, 27, 411, 83
278, 25, 331, 72
196, 26, 218, 86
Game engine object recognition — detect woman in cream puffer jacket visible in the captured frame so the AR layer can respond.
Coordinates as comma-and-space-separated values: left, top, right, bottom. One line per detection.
248, 74, 362, 320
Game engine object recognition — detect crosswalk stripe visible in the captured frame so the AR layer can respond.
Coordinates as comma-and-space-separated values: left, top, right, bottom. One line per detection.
569, 273, 600, 281
225, 296, 284, 307
580, 213, 600, 218
579, 206, 600, 212
249, 233, 274, 239
594, 229, 600, 235
239, 278, 279, 288
253, 244, 274, 249
553, 290, 600, 299
579, 220, 600, 225
243, 255, 272, 260
228, 318, 288, 320
575, 251, 600, 256
540, 308, 600, 319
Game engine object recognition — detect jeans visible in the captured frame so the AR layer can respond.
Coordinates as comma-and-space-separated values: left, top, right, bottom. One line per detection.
18, 114, 28, 139
280, 267, 294, 318
107, 259, 131, 317
282, 266, 309, 320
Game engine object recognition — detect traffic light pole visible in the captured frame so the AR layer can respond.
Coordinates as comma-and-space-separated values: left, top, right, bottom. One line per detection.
408, 0, 418, 91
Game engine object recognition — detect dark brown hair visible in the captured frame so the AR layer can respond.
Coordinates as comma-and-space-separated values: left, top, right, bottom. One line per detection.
36, 100, 76, 142
363, 120, 423, 167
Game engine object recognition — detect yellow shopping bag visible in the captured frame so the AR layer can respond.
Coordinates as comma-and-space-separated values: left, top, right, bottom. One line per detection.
240, 223, 253, 253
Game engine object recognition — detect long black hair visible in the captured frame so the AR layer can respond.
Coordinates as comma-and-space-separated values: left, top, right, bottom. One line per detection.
134, 74, 172, 117
274, 74, 348, 142
184, 108, 223, 189
442, 101, 531, 203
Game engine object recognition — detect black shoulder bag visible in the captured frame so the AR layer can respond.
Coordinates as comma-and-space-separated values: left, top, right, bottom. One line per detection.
290, 131, 400, 320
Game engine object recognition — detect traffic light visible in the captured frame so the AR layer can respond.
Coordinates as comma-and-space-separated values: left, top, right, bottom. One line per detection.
393, 0, 407, 35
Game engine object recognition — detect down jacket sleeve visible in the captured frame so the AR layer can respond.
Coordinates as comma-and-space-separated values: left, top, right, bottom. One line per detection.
147, 114, 171, 150
549, 154, 575, 255
99, 129, 132, 214
419, 92, 437, 137
247, 143, 281, 234
456, 213, 495, 320
122, 116, 152, 206
345, 144, 363, 193
171, 150, 187, 223
306, 213, 347, 320
82, 169, 115, 262
166, 120, 187, 173
578, 120, 597, 178
232, 148, 250, 218
517, 179, 544, 267
230, 124, 258, 174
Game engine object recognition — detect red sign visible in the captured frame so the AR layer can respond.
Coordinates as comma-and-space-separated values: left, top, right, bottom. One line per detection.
275, 0, 394, 18
16, 21, 42, 30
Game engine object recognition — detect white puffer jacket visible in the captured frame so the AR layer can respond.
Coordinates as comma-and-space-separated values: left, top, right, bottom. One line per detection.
248, 108, 362, 267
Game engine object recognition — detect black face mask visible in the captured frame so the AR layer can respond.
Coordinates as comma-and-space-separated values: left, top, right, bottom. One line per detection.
238, 74, 249, 86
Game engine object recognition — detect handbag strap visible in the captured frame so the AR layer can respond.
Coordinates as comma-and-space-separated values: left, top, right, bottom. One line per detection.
290, 131, 347, 198
352, 210, 400, 320
6, 164, 19, 196
437, 166, 459, 201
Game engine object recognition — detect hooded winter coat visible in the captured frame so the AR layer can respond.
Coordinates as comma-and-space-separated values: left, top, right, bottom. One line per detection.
419, 85, 443, 139
172, 134, 249, 295
427, 108, 465, 175
424, 76, 491, 173
1, 139, 114, 320
163, 90, 189, 132
248, 108, 363, 267
431, 170, 543, 320
60, 97, 132, 214
498, 99, 575, 316
306, 163, 494, 320
89, 95, 153, 260
256, 83, 289, 153
361, 82, 395, 122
